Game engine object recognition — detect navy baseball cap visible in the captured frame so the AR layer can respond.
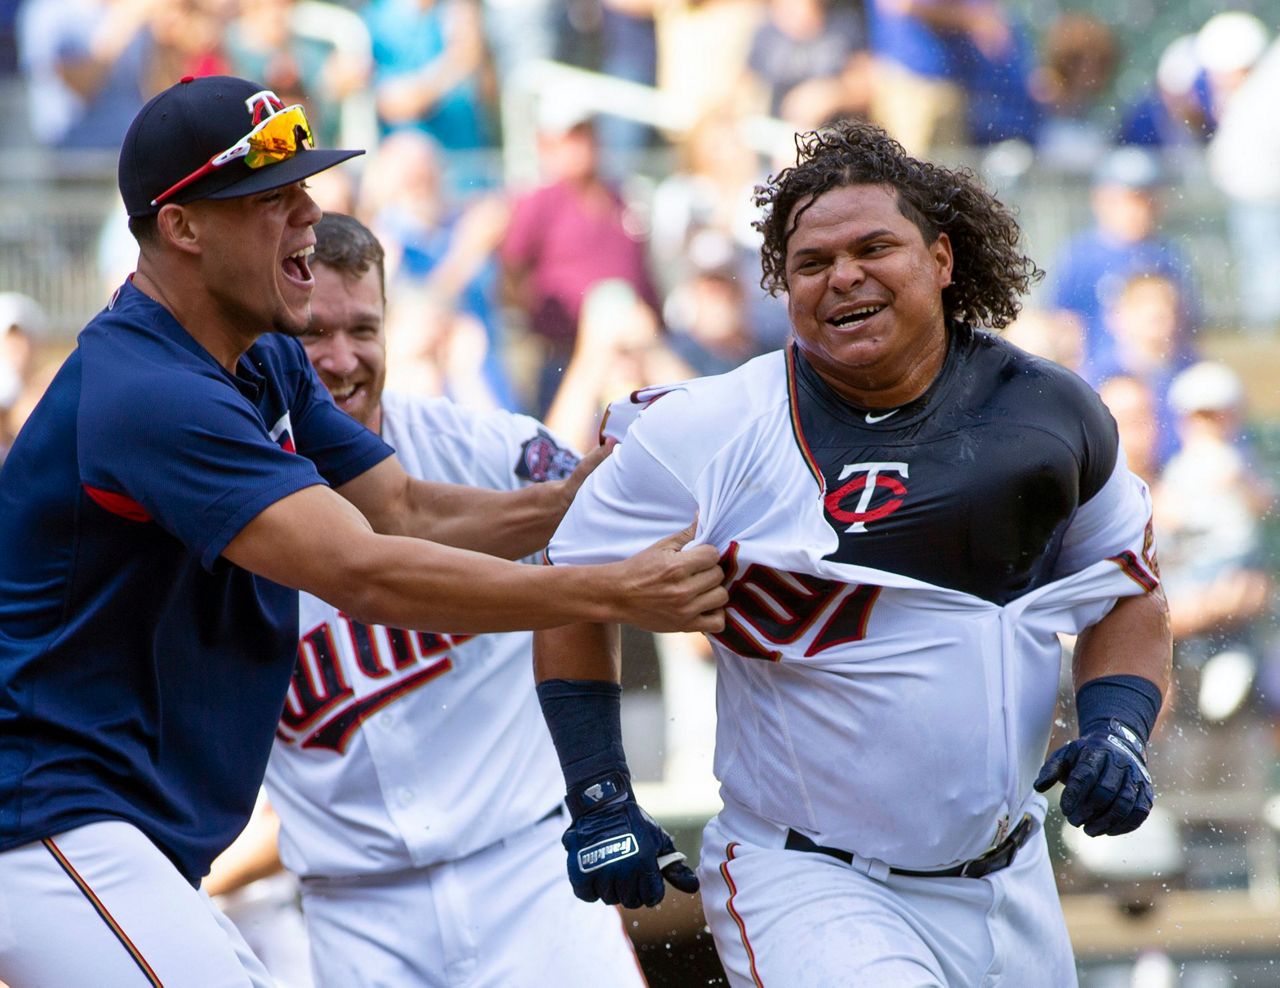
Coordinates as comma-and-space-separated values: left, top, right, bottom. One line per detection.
118, 75, 363, 217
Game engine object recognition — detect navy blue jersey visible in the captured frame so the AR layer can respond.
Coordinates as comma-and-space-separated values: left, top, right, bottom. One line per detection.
792, 324, 1118, 604
0, 281, 393, 884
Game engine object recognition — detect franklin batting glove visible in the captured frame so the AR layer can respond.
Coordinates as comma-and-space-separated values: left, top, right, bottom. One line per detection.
563, 770, 699, 908
537, 678, 700, 909
1034, 718, 1154, 836
1035, 673, 1162, 837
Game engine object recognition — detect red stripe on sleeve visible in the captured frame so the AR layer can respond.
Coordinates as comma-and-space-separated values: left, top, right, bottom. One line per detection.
83, 485, 153, 522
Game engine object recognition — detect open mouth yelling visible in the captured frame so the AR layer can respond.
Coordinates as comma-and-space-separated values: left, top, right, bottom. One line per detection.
282, 244, 315, 288
827, 303, 886, 328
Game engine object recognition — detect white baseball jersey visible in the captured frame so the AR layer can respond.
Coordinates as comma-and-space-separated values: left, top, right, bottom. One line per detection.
551, 334, 1160, 871
262, 392, 645, 988
265, 391, 577, 877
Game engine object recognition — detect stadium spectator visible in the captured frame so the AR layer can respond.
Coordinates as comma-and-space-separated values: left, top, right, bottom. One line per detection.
479, 0, 558, 91
16, 0, 155, 150
1000, 306, 1085, 377
744, 0, 872, 131
1096, 374, 1161, 487
147, 0, 231, 83
359, 130, 514, 404
652, 0, 764, 129
956, 3, 1039, 147
1030, 12, 1119, 174
500, 101, 661, 414
1118, 35, 1215, 154
1209, 31, 1280, 332
224, 0, 371, 148
1051, 146, 1198, 372
363, 0, 495, 177
382, 281, 508, 410
661, 230, 766, 377
1194, 11, 1268, 134
649, 108, 762, 283
543, 279, 692, 454
1155, 361, 1274, 666
0, 292, 47, 463
863, 0, 967, 155
597, 0, 659, 154
1092, 271, 1198, 466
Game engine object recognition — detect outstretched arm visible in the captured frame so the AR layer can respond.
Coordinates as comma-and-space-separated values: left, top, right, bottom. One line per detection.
336, 442, 610, 560
534, 623, 700, 908
222, 483, 726, 634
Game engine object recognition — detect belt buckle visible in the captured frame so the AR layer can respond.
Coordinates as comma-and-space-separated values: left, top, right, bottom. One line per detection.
958, 814, 1032, 879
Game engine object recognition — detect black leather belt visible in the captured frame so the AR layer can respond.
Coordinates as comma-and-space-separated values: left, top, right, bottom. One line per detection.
784, 815, 1035, 880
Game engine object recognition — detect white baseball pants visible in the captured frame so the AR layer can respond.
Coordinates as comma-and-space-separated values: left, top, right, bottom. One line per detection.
298, 808, 647, 988
0, 820, 273, 987
698, 803, 1078, 988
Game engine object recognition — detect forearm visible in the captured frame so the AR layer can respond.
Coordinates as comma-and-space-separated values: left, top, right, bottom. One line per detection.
388, 479, 569, 559
225, 484, 727, 635
329, 535, 617, 633
1072, 586, 1172, 696
535, 623, 620, 683
202, 805, 284, 897
339, 459, 570, 559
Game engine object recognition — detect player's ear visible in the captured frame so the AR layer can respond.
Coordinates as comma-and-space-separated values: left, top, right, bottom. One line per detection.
932, 232, 953, 290
155, 203, 202, 256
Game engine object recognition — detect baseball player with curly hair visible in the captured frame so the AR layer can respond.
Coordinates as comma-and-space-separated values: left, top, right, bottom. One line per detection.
0, 76, 725, 986
534, 120, 1171, 987
261, 212, 646, 987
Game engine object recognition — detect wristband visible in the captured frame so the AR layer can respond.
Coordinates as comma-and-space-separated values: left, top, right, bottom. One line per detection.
1075, 674, 1162, 743
536, 678, 629, 792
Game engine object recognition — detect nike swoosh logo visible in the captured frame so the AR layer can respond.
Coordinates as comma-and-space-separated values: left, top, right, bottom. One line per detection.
865, 410, 899, 424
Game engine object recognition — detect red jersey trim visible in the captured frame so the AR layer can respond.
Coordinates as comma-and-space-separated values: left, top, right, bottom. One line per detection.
785, 346, 824, 494
83, 485, 152, 522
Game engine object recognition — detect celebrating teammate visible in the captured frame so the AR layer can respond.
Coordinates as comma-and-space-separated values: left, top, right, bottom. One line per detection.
534, 121, 1172, 987
259, 212, 646, 986
0, 76, 724, 986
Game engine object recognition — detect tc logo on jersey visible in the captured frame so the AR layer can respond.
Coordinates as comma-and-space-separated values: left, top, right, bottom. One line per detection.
577, 835, 639, 873
824, 461, 909, 533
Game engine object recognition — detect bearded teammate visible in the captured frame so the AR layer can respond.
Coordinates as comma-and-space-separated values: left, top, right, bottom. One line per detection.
257, 213, 646, 987
533, 121, 1172, 987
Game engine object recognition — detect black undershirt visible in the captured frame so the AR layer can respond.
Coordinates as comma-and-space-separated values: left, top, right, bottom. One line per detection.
791, 325, 1118, 604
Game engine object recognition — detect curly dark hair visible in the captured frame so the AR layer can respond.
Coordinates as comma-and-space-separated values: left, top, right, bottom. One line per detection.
754, 121, 1042, 329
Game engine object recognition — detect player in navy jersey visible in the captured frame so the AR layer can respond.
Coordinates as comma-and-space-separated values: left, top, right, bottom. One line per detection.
533, 121, 1172, 986
0, 76, 725, 986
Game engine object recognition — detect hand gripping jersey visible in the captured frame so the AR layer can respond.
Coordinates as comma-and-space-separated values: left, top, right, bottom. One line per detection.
0, 281, 392, 884
552, 328, 1160, 870
264, 392, 580, 877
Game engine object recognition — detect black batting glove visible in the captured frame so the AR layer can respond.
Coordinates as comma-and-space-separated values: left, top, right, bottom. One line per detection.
562, 770, 699, 908
1034, 718, 1154, 836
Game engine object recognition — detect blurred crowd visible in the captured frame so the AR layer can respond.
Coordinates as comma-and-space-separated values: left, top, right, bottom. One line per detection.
2, 0, 1280, 965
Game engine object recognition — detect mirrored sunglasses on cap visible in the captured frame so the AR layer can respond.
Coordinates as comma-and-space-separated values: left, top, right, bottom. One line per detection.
150, 97, 314, 207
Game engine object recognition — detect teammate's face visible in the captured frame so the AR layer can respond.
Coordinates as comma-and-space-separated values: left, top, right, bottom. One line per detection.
190, 181, 323, 339
299, 263, 387, 432
784, 183, 953, 407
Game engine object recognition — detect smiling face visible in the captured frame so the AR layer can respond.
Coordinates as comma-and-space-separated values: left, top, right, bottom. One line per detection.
784, 183, 953, 407
298, 262, 387, 432
189, 181, 323, 340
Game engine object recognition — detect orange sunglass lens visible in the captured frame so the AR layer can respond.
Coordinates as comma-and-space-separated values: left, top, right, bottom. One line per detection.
244, 109, 313, 169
